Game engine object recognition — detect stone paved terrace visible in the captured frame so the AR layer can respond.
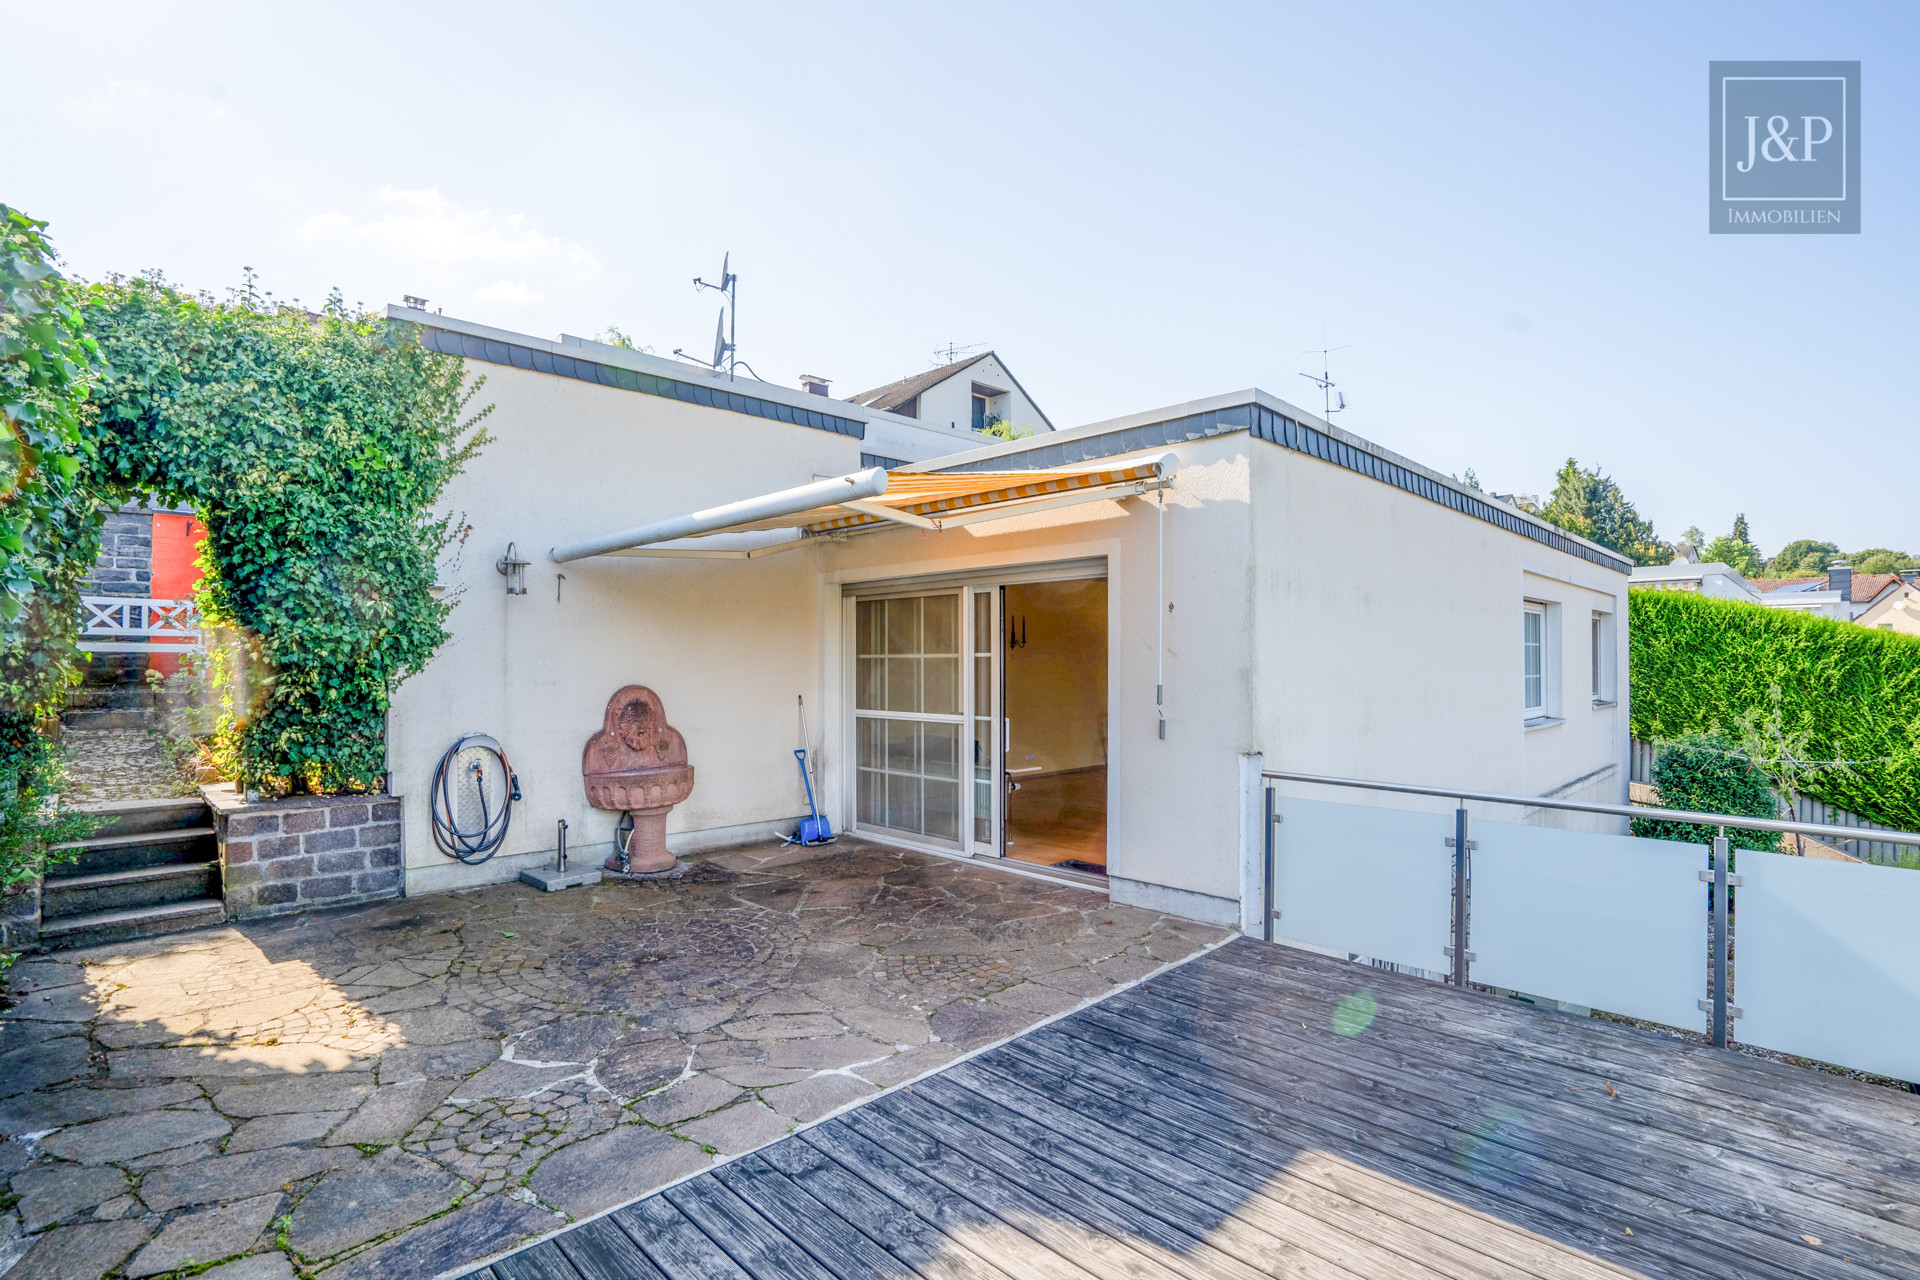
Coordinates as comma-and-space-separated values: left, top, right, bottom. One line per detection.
0, 838, 1225, 1280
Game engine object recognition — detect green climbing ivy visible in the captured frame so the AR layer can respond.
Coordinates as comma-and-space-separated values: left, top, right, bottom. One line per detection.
1, 207, 108, 896
84, 276, 492, 794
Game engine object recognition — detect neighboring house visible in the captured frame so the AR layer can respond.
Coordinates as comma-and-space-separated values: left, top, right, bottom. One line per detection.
1843, 571, 1920, 633
847, 351, 1054, 438
381, 303, 1630, 929
1754, 564, 1911, 623
1627, 560, 1761, 602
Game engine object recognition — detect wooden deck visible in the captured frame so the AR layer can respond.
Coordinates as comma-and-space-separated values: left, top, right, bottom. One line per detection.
463, 937, 1920, 1280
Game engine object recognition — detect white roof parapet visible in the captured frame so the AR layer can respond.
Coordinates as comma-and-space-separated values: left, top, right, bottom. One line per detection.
549, 468, 889, 563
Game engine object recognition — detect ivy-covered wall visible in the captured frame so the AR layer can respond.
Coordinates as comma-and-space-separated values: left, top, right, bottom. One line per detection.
1629, 588, 1920, 831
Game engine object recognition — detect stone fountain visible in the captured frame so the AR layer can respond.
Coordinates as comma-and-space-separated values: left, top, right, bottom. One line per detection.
582, 685, 694, 874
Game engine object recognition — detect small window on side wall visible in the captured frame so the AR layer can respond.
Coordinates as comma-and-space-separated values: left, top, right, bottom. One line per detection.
1591, 610, 1617, 706
1523, 604, 1546, 717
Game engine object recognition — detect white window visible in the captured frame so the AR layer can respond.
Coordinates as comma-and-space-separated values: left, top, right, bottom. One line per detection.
1591, 610, 1617, 706
1523, 604, 1545, 717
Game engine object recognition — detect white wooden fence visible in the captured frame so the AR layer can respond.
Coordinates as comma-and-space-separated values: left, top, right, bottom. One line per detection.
77, 595, 203, 654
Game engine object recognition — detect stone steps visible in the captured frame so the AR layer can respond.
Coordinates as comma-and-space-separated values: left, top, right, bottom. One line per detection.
39, 797, 224, 949
35, 899, 227, 947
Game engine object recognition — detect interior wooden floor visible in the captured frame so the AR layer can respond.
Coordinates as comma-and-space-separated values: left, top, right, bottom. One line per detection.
1005, 766, 1107, 873
467, 937, 1920, 1280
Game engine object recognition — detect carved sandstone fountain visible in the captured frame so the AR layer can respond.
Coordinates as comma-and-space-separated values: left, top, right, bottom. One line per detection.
582, 686, 694, 874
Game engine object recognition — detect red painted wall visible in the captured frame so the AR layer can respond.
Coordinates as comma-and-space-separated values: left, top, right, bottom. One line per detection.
149, 513, 207, 676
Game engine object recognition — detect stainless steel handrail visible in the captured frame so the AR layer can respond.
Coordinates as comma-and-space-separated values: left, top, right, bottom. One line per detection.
1261, 768, 1920, 849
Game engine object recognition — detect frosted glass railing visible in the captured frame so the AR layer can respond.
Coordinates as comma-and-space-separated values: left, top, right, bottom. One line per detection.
1269, 797, 1453, 974
1261, 770, 1920, 1085
1470, 820, 1703, 1030
1737, 851, 1920, 1083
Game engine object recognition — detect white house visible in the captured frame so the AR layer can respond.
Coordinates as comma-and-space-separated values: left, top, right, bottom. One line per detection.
382, 305, 1630, 929
1627, 560, 1761, 602
847, 351, 1053, 440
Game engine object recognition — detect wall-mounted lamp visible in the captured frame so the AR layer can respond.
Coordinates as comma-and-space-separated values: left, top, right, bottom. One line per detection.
496, 543, 530, 596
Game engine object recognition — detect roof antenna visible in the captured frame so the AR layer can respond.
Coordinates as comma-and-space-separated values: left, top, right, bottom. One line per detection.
931, 340, 986, 367
1299, 335, 1349, 420
674, 251, 739, 380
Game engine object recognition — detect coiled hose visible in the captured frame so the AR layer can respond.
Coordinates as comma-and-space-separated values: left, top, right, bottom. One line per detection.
431, 733, 519, 864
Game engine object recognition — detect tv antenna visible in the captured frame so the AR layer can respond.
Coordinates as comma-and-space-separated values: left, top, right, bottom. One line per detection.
674, 251, 739, 380
1299, 343, 1349, 419
932, 340, 985, 367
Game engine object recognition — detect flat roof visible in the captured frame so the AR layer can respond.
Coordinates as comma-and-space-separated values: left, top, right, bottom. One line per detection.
906, 388, 1634, 575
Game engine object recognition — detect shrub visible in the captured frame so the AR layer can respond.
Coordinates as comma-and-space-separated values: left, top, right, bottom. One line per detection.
84, 278, 491, 794
1630, 589, 1920, 831
1630, 732, 1781, 851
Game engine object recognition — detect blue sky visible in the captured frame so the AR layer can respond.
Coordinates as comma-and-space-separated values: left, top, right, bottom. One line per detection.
9, 2, 1915, 555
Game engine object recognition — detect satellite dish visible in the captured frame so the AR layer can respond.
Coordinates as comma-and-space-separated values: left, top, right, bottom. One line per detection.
720, 250, 731, 288
711, 307, 728, 369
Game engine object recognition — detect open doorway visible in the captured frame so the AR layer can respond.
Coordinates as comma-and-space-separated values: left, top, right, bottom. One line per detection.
1002, 578, 1108, 874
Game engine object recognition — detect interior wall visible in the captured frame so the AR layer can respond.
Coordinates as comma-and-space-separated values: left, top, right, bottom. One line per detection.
1004, 578, 1108, 775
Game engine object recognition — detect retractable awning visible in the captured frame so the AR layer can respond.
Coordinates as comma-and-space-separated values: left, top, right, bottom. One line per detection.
549, 454, 1173, 562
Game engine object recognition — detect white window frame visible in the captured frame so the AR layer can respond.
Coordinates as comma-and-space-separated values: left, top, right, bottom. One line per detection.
1590, 609, 1618, 707
1522, 603, 1547, 720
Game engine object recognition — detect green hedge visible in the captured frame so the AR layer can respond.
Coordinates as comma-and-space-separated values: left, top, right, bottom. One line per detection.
1629, 589, 1920, 831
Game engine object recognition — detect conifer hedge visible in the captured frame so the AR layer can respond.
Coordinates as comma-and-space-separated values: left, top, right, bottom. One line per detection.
1629, 588, 1920, 831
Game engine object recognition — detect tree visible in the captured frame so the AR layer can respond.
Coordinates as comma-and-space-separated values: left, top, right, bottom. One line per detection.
1537, 458, 1668, 565
1630, 732, 1781, 853
1844, 548, 1919, 576
1766, 539, 1837, 577
85, 276, 491, 793
0, 207, 105, 895
1701, 513, 1764, 577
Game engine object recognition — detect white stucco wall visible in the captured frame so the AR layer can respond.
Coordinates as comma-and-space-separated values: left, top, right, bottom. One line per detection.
388, 362, 856, 895
1252, 441, 1630, 837
384, 348, 1626, 932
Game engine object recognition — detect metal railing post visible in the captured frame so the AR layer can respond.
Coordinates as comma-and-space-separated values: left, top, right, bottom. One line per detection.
1263, 785, 1276, 943
1712, 830, 1730, 1048
1452, 805, 1470, 987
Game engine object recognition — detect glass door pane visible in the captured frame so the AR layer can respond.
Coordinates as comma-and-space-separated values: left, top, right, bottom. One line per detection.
854, 593, 964, 845
972, 589, 998, 852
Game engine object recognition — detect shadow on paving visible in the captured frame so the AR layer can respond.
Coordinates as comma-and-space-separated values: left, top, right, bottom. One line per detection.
463, 937, 1920, 1280
0, 838, 1221, 1280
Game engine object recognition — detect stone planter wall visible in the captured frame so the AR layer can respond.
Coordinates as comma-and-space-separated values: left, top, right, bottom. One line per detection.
0, 884, 39, 951
205, 784, 404, 918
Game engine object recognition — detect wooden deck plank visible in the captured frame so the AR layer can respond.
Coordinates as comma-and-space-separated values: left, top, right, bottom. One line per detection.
1124, 963, 1920, 1268
754, 1133, 1020, 1280
1180, 947, 1920, 1196
712, 1154, 937, 1279
948, 1056, 1649, 1280
615, 1196, 755, 1280
847, 1092, 1308, 1280
1208, 940, 1920, 1155
491, 1242, 583, 1280
552, 1215, 671, 1280
920, 1060, 1630, 1280
665, 1175, 842, 1280
885, 1074, 1469, 1280
1052, 999, 1860, 1279
461, 943, 1920, 1280
998, 1020, 1819, 1280
798, 1122, 1104, 1280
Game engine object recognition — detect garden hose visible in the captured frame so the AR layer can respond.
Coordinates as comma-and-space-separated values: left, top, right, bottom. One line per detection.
431, 732, 519, 864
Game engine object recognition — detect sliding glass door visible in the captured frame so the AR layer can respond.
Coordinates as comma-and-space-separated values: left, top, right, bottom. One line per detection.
854, 594, 965, 846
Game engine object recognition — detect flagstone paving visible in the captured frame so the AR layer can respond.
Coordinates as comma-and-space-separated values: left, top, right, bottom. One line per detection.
0, 837, 1225, 1279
